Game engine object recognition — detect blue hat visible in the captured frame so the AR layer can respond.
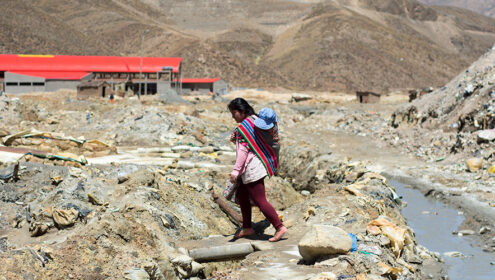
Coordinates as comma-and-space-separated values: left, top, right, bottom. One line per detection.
254, 108, 278, 129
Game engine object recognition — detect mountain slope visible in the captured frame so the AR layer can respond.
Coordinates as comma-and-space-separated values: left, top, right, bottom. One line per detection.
0, 0, 114, 55
419, 0, 495, 18
1, 0, 495, 92
260, 0, 495, 91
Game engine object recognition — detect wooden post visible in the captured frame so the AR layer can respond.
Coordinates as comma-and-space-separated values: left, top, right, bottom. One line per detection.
211, 192, 242, 226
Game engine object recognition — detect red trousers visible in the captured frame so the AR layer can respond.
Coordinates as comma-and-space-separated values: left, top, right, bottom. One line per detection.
237, 178, 283, 230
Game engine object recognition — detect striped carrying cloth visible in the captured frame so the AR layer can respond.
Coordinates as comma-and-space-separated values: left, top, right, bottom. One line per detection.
236, 117, 278, 177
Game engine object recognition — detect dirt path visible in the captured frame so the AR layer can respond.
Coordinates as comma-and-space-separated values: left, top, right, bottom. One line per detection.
289, 126, 423, 171
180, 232, 325, 280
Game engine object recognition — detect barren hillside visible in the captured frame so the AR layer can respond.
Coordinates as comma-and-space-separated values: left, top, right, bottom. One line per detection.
419, 0, 495, 18
1, 0, 495, 92
261, 0, 495, 91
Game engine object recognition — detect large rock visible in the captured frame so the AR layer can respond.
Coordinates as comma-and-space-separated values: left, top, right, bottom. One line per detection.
53, 208, 78, 228
0, 128, 9, 138
124, 268, 150, 280
298, 225, 352, 261
477, 129, 495, 142
466, 158, 483, 172
291, 93, 312, 102
309, 272, 336, 280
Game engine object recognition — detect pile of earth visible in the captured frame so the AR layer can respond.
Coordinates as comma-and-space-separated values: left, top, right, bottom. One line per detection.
389, 44, 495, 162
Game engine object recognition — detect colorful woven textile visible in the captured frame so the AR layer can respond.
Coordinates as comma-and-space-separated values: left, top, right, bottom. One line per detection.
236, 117, 278, 177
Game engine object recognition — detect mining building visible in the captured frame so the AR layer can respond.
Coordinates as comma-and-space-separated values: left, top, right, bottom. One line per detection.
0, 54, 227, 97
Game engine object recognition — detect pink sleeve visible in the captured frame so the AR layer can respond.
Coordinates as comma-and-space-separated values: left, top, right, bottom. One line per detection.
231, 143, 249, 177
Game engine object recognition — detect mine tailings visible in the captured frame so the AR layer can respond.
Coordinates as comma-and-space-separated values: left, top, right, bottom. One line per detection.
387, 178, 494, 280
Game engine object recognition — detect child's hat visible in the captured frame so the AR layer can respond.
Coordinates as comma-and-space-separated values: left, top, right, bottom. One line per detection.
254, 108, 278, 129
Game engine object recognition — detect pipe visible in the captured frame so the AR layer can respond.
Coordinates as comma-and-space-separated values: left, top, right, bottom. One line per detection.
189, 243, 254, 262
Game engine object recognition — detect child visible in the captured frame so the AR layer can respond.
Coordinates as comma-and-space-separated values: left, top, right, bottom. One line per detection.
254, 108, 280, 165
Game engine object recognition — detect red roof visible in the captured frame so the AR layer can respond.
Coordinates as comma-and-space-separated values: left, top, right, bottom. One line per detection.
0, 54, 182, 74
179, 78, 221, 83
9, 71, 90, 80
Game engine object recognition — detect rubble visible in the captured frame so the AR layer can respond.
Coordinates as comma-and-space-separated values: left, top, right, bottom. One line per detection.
2, 129, 116, 158
389, 44, 495, 160
0, 90, 453, 279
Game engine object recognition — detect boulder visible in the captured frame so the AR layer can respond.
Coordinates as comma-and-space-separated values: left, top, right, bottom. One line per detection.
466, 158, 483, 172
29, 222, 50, 237
124, 268, 150, 280
458, 229, 475, 236
477, 129, 495, 142
298, 225, 352, 261
308, 272, 336, 280
176, 161, 194, 169
53, 208, 79, 228
291, 93, 312, 102
443, 251, 465, 258
0, 128, 9, 138
170, 254, 204, 278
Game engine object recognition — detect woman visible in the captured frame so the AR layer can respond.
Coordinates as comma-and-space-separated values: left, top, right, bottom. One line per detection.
228, 98, 287, 242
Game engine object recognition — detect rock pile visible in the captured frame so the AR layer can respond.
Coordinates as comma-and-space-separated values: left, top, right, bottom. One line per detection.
390, 44, 495, 160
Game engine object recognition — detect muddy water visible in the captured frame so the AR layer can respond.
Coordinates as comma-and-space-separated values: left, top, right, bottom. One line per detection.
389, 180, 495, 280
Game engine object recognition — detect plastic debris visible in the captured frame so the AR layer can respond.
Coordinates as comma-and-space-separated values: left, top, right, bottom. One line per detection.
367, 217, 412, 259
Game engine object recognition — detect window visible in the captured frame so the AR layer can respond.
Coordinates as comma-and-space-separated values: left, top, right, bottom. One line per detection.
33, 82, 45, 86
19, 82, 31, 86
6, 82, 18, 86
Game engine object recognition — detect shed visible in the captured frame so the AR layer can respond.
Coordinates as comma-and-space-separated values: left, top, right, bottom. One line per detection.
356, 91, 381, 103
177, 78, 228, 95
77, 81, 111, 99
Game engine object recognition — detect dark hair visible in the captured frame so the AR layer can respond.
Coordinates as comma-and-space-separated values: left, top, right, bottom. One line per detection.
228, 98, 256, 116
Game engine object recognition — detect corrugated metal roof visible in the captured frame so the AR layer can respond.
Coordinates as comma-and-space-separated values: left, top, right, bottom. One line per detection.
9, 71, 90, 80
0, 54, 182, 73
180, 78, 221, 83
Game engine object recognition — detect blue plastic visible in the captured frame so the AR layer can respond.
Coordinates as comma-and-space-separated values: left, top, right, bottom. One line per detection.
348, 232, 357, 252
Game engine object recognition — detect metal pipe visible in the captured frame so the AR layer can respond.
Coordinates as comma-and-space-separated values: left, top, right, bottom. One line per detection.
189, 243, 254, 262
138, 29, 149, 100
179, 66, 182, 94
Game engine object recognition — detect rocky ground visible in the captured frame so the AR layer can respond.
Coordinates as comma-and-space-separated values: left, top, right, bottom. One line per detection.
0, 82, 493, 279
330, 46, 495, 244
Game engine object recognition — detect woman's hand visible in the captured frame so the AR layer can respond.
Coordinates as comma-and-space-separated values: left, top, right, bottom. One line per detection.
230, 131, 236, 143
230, 173, 238, 183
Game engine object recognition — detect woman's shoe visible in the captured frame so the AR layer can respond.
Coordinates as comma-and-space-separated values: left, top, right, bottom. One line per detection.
269, 226, 287, 242
234, 228, 255, 239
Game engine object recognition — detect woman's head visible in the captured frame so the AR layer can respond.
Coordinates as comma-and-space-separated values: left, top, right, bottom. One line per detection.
228, 98, 256, 123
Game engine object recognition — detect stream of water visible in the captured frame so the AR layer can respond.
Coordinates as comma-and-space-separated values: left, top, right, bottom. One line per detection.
389, 180, 494, 280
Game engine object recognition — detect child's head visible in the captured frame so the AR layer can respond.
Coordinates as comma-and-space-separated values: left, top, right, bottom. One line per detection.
228, 98, 256, 123
254, 107, 278, 129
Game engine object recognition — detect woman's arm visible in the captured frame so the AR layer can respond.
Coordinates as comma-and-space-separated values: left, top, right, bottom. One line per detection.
231, 143, 249, 181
